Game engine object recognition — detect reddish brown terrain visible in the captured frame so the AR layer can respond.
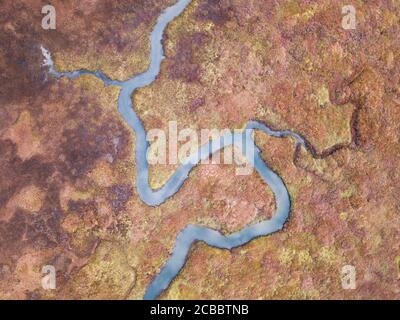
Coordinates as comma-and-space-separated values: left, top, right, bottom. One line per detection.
0, 0, 399, 299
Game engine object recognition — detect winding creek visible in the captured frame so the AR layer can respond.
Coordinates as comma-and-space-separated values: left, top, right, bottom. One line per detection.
41, 0, 307, 300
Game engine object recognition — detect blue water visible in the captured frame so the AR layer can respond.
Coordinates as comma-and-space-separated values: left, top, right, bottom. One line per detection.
42, 0, 306, 300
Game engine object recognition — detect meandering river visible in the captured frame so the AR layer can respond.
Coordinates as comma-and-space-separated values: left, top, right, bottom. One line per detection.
42, 0, 306, 300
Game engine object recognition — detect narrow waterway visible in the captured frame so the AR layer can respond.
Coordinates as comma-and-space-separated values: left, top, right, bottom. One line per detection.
42, 0, 306, 300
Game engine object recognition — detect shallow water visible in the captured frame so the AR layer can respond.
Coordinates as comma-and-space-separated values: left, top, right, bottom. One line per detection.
42, 0, 305, 300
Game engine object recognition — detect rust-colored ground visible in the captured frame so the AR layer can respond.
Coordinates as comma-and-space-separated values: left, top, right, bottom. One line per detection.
0, 0, 399, 299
